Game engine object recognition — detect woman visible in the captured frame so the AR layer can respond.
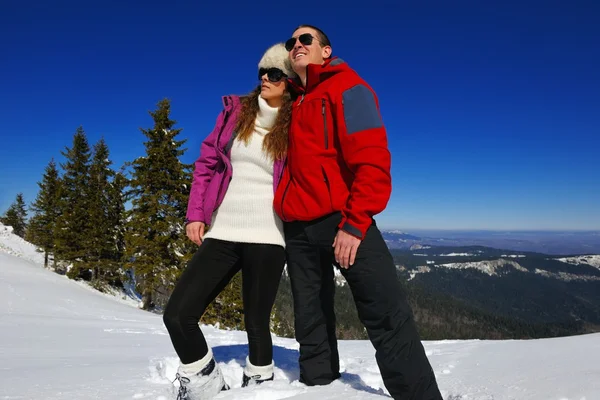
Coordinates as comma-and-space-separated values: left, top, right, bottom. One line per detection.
163, 43, 295, 400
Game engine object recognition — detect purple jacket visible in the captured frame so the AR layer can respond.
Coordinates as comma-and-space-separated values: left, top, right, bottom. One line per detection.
186, 95, 286, 225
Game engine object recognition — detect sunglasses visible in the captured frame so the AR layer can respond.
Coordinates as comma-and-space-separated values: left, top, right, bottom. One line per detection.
258, 67, 287, 82
285, 33, 318, 52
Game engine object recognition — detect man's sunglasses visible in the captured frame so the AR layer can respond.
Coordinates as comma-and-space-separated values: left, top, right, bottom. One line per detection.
285, 33, 318, 52
259, 67, 287, 82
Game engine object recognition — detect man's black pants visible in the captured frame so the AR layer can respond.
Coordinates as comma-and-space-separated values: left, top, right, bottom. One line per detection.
285, 212, 442, 400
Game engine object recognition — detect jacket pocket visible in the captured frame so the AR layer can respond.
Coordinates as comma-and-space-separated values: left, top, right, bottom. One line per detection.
321, 161, 349, 212
294, 97, 329, 152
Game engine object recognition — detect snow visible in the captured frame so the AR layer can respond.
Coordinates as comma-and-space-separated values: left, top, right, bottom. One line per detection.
556, 255, 600, 270
414, 253, 526, 259
409, 244, 431, 250
405, 252, 598, 281
434, 259, 528, 276
0, 223, 45, 265
414, 253, 525, 258
1, 223, 599, 400
408, 265, 432, 281
534, 268, 600, 282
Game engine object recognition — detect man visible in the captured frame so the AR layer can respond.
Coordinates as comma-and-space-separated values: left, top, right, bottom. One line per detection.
273, 25, 443, 399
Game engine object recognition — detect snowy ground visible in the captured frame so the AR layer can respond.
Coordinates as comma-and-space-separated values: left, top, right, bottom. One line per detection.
1, 223, 599, 400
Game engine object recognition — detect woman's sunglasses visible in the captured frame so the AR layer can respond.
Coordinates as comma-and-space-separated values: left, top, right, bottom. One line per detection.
285, 33, 317, 52
259, 67, 287, 82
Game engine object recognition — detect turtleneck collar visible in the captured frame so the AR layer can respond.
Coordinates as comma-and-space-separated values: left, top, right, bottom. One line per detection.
255, 95, 279, 132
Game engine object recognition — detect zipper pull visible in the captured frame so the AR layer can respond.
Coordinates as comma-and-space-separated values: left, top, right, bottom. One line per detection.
299, 93, 305, 104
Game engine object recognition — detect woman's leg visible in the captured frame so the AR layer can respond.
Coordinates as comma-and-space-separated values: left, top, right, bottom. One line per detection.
163, 238, 241, 364
241, 243, 286, 366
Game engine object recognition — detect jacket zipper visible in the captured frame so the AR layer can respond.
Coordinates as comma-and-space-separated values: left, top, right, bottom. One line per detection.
282, 68, 307, 220
280, 178, 292, 221
279, 157, 287, 183
322, 99, 328, 149
298, 66, 308, 104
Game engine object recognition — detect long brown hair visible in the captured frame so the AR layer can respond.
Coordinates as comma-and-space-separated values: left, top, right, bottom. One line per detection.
234, 85, 293, 161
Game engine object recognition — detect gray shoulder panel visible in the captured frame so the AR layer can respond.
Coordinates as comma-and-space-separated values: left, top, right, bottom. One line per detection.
342, 84, 383, 135
329, 58, 345, 66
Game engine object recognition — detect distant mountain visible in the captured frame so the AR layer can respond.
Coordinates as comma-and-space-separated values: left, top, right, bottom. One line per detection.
391, 245, 600, 339
273, 243, 600, 341
381, 230, 421, 242
381, 229, 600, 254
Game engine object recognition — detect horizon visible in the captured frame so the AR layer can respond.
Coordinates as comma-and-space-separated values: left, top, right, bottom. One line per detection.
1, 1, 599, 230
379, 227, 600, 233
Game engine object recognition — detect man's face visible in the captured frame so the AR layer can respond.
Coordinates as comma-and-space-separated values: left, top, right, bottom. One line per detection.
287, 27, 331, 74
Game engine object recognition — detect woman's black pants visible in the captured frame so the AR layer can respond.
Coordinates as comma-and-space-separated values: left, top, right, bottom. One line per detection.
163, 238, 285, 366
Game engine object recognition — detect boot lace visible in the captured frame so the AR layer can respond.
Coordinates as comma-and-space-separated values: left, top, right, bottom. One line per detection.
174, 372, 191, 400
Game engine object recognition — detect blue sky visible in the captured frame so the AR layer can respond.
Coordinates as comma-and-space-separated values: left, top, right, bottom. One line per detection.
1, 0, 598, 230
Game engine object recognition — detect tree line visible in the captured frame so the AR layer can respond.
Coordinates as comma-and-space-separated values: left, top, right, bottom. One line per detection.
1, 99, 234, 313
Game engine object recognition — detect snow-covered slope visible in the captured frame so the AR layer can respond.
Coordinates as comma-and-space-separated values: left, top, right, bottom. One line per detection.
0, 223, 44, 264
557, 255, 600, 270
1, 224, 599, 399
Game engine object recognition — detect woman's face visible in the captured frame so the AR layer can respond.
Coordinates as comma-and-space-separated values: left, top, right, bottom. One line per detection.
259, 68, 287, 104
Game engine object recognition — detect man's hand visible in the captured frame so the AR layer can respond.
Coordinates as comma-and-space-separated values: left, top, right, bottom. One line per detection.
333, 229, 361, 269
186, 222, 205, 245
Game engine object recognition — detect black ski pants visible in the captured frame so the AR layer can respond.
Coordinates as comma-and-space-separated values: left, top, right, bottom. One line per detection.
163, 238, 285, 366
284, 212, 442, 400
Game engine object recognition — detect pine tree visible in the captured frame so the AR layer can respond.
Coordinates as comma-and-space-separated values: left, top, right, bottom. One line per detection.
108, 168, 127, 281
86, 138, 126, 288
1, 193, 28, 237
202, 272, 246, 330
27, 159, 62, 268
124, 99, 193, 310
54, 126, 93, 276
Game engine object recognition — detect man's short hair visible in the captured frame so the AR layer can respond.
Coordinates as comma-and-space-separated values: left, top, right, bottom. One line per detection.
294, 24, 331, 48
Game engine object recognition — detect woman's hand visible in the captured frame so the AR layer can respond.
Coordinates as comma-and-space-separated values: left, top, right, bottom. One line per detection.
186, 222, 205, 245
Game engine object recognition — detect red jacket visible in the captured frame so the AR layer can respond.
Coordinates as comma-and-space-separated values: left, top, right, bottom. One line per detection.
273, 57, 392, 239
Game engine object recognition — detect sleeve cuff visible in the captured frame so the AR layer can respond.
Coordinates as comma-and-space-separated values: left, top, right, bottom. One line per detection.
340, 221, 364, 239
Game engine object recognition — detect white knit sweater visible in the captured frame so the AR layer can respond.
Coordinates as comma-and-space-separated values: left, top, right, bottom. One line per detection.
203, 96, 285, 247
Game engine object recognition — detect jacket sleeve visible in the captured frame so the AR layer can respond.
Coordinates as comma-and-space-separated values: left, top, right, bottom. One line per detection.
332, 80, 392, 239
185, 109, 226, 224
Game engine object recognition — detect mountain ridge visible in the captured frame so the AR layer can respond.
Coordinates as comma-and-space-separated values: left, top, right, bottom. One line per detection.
381, 229, 600, 254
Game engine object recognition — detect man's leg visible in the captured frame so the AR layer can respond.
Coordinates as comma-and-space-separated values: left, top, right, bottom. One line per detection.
285, 221, 340, 385
319, 248, 340, 379
339, 222, 442, 400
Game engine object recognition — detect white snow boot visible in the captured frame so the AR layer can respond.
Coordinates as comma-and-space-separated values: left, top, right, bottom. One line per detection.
241, 356, 274, 387
174, 348, 229, 400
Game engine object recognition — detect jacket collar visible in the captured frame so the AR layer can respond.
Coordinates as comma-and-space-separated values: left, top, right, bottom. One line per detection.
221, 94, 242, 112
287, 57, 348, 95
